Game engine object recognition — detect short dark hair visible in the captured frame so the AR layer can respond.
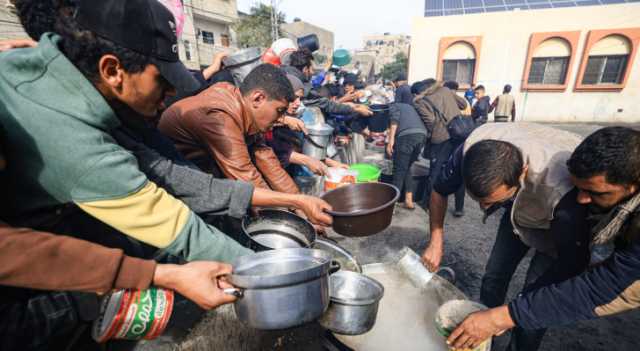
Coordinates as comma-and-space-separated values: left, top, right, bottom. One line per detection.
56, 7, 150, 82
411, 78, 435, 95
474, 85, 485, 92
240, 64, 295, 102
444, 81, 459, 91
14, 0, 57, 40
289, 48, 314, 73
463, 140, 524, 198
567, 127, 640, 186
503, 84, 512, 93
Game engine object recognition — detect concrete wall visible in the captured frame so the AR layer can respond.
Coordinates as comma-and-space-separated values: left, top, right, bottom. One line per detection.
409, 3, 640, 123
180, 0, 239, 70
281, 21, 335, 61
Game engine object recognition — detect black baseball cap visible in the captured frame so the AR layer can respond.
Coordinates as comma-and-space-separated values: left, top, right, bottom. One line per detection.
74, 0, 199, 93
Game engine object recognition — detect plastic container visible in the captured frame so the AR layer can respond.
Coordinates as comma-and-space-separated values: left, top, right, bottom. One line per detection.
324, 167, 358, 192
349, 163, 381, 183
435, 300, 492, 351
332, 49, 352, 67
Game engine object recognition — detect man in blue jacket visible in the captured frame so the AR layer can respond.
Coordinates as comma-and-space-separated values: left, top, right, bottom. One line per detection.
448, 127, 640, 350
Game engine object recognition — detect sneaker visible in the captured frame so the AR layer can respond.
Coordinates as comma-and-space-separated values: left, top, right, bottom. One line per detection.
453, 210, 464, 218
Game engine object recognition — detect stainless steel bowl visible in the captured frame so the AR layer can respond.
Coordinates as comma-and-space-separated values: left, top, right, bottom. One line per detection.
242, 209, 316, 251
319, 271, 385, 335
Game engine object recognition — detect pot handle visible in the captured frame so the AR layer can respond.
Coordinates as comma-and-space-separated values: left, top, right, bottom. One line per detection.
436, 266, 456, 284
329, 260, 342, 275
223, 288, 244, 298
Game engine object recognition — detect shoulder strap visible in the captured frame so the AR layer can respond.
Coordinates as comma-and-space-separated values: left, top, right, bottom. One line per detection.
423, 96, 448, 125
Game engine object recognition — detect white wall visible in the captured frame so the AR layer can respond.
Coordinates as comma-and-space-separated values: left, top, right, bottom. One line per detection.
409, 3, 640, 123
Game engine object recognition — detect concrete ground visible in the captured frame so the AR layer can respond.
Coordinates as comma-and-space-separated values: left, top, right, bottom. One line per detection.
159, 123, 639, 351
332, 123, 640, 351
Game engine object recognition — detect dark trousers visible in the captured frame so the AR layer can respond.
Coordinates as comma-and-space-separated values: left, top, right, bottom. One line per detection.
392, 133, 426, 195
429, 140, 464, 211
481, 199, 590, 351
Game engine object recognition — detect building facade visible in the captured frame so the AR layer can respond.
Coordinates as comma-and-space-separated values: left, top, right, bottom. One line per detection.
281, 19, 334, 63
410, 2, 640, 122
362, 33, 411, 75
180, 0, 239, 70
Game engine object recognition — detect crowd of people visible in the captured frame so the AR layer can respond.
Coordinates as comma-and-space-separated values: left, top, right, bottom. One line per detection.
0, 0, 639, 351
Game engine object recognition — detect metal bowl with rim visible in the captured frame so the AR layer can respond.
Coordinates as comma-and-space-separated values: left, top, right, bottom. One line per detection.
319, 270, 385, 335
242, 209, 316, 251
321, 183, 400, 237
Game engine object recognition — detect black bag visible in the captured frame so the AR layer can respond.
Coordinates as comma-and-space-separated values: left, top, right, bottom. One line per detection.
424, 97, 476, 142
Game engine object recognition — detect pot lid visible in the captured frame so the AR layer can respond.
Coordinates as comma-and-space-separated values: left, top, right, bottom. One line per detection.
313, 238, 361, 273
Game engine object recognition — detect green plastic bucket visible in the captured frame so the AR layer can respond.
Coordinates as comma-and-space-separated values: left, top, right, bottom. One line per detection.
349, 164, 381, 183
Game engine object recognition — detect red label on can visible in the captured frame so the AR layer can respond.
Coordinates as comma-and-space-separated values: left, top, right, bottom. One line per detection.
93, 288, 174, 343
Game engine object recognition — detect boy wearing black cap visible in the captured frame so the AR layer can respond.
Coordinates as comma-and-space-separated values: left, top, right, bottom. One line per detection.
0, 0, 251, 335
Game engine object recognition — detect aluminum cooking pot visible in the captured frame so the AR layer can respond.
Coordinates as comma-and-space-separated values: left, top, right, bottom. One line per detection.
302, 123, 334, 161
241, 209, 316, 251
225, 249, 336, 330
319, 270, 384, 335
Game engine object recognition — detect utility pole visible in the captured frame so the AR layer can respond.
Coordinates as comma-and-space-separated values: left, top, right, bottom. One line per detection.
270, 0, 279, 41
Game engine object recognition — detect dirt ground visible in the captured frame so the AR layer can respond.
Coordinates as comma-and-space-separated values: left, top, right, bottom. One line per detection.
134, 123, 639, 351
333, 123, 640, 351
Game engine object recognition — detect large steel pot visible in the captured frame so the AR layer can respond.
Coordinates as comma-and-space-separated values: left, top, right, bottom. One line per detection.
319, 271, 384, 335
322, 183, 400, 237
223, 47, 262, 85
302, 123, 334, 160
226, 249, 334, 330
242, 209, 316, 251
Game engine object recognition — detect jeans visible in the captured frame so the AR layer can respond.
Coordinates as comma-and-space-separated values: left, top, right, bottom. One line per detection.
481, 200, 590, 351
392, 133, 426, 195
429, 140, 465, 211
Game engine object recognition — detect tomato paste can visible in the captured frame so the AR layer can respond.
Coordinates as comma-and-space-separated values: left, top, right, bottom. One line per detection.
92, 288, 174, 343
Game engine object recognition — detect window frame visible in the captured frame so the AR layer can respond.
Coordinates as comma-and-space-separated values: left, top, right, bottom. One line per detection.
201, 30, 215, 45
436, 36, 482, 91
575, 28, 640, 92
527, 56, 570, 85
442, 59, 476, 85
521, 32, 580, 92
581, 54, 629, 85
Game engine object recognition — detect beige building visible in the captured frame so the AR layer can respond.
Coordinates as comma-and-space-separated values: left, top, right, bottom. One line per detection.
343, 52, 377, 83
410, 2, 640, 123
180, 0, 239, 70
281, 19, 334, 62
362, 33, 411, 75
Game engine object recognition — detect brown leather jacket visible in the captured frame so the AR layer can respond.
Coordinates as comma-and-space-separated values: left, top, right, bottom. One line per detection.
158, 83, 299, 194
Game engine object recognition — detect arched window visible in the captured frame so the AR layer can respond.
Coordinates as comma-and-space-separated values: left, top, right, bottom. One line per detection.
442, 41, 476, 85
528, 38, 571, 85
582, 35, 631, 85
